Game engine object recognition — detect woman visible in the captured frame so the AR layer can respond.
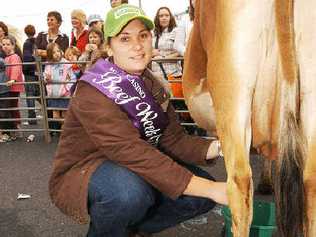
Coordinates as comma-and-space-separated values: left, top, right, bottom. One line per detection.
49, 4, 227, 237
70, 9, 88, 53
151, 7, 182, 80
35, 11, 69, 61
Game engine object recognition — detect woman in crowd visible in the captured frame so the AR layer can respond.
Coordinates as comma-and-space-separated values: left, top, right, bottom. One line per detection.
79, 27, 106, 71
2, 35, 24, 140
36, 11, 69, 61
70, 9, 88, 53
49, 4, 227, 237
0, 21, 9, 59
44, 43, 74, 122
151, 6, 182, 80
22, 24, 39, 125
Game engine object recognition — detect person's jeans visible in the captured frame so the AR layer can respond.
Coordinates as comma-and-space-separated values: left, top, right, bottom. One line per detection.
87, 161, 216, 237
24, 75, 39, 123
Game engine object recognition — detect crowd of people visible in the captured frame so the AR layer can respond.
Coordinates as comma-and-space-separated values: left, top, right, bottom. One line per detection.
0, 0, 195, 142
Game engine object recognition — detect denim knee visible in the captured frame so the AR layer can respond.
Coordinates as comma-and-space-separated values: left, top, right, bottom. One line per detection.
88, 161, 156, 233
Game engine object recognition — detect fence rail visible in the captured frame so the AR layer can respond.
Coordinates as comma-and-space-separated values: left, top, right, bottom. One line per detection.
0, 57, 207, 143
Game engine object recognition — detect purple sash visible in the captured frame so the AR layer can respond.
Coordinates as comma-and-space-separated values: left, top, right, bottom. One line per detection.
80, 59, 169, 146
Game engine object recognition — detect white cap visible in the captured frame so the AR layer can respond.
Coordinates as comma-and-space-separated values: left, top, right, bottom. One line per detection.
87, 14, 103, 26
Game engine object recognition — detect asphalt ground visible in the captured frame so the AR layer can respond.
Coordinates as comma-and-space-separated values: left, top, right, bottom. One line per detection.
0, 129, 274, 237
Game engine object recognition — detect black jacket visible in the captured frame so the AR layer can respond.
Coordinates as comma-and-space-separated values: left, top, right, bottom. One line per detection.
22, 37, 36, 76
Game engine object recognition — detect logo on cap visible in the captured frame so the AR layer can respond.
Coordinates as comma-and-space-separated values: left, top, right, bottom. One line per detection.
114, 7, 142, 19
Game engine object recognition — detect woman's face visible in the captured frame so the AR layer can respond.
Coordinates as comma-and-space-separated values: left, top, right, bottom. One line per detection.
71, 17, 82, 29
1, 39, 14, 55
52, 46, 62, 62
158, 8, 171, 29
89, 32, 102, 46
109, 19, 153, 75
47, 16, 60, 31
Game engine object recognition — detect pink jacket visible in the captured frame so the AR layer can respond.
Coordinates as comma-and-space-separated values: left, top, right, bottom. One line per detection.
5, 54, 24, 92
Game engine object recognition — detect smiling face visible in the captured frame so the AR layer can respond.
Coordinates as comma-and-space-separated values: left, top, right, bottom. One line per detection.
108, 19, 153, 75
158, 8, 171, 29
52, 45, 62, 62
71, 17, 82, 29
47, 16, 60, 31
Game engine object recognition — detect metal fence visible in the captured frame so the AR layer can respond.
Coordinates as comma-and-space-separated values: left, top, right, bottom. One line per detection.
0, 57, 203, 143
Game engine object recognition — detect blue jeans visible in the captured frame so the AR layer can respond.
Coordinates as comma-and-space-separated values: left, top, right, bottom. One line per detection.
24, 75, 39, 121
87, 161, 216, 237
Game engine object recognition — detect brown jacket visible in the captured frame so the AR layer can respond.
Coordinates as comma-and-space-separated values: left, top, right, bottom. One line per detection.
49, 68, 211, 224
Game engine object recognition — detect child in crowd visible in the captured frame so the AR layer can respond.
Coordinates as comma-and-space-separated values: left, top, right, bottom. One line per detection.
2, 35, 24, 140
64, 46, 82, 94
44, 43, 75, 121
79, 27, 106, 71
65, 46, 81, 78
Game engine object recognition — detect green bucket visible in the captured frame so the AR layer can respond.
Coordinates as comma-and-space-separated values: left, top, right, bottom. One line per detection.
222, 200, 277, 237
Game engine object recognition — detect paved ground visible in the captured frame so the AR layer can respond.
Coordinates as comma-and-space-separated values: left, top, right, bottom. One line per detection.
0, 130, 274, 237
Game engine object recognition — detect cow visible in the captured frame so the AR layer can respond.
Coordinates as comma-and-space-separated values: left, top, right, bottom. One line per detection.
182, 0, 316, 236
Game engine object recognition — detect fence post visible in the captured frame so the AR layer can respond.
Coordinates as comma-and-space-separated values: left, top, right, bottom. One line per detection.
35, 56, 51, 143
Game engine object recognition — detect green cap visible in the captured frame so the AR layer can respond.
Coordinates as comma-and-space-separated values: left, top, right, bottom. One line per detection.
104, 4, 154, 39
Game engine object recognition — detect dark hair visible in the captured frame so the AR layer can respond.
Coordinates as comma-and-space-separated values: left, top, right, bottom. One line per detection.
47, 11, 63, 24
189, 0, 195, 21
0, 21, 8, 36
2, 35, 23, 59
46, 42, 61, 61
88, 27, 104, 46
24, 25, 36, 37
154, 7, 177, 37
